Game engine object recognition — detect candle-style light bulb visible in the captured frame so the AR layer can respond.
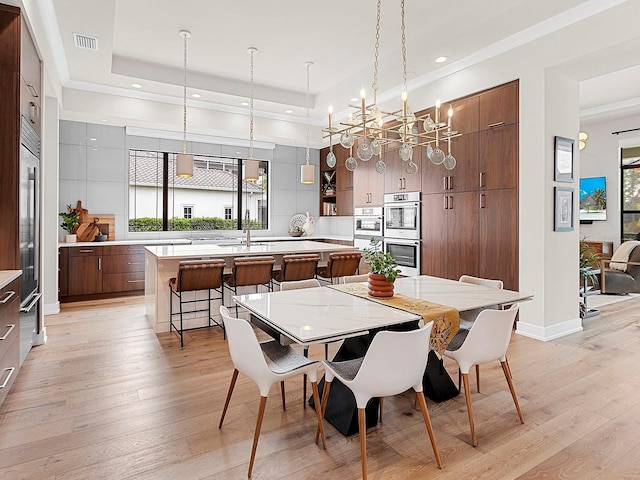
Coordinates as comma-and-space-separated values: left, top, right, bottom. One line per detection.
448, 105, 453, 127
402, 90, 408, 118
435, 98, 442, 109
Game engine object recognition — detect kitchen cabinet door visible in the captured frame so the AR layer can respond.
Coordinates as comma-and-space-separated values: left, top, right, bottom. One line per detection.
353, 153, 384, 207
422, 132, 479, 194
479, 123, 518, 190
384, 146, 421, 194
68, 256, 102, 295
421, 193, 449, 279
479, 189, 518, 291
478, 81, 518, 130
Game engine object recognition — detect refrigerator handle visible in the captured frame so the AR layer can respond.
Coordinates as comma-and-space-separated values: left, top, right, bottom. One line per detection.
20, 292, 42, 313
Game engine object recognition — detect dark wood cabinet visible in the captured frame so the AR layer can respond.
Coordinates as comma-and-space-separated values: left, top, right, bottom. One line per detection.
422, 192, 479, 281
353, 152, 385, 206
479, 123, 518, 190
384, 146, 422, 194
478, 81, 518, 130
479, 189, 518, 290
0, 277, 20, 407
60, 244, 149, 300
422, 132, 479, 194
68, 255, 102, 295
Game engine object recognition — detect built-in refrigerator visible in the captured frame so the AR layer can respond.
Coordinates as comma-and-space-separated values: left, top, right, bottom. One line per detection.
19, 116, 42, 365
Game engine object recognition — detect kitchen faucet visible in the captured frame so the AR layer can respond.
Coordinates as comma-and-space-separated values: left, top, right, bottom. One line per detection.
243, 209, 251, 247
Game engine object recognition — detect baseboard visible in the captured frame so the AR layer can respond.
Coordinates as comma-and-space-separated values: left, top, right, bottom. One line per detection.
43, 301, 60, 316
516, 317, 583, 341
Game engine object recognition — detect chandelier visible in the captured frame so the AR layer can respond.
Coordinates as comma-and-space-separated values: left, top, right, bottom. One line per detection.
323, 0, 461, 174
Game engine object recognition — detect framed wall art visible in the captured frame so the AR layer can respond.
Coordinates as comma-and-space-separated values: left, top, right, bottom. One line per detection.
554, 186, 574, 232
554, 136, 574, 182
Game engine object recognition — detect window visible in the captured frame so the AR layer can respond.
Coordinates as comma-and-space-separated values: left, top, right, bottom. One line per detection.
621, 146, 640, 241
128, 150, 269, 232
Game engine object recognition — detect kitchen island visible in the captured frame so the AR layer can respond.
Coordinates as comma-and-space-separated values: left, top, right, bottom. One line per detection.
144, 240, 357, 333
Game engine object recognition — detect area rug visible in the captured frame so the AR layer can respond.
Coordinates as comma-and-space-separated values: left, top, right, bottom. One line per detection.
584, 293, 640, 308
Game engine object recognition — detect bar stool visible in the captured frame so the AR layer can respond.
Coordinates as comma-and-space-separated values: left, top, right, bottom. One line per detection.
316, 251, 362, 284
272, 253, 320, 288
169, 258, 226, 347
224, 256, 276, 316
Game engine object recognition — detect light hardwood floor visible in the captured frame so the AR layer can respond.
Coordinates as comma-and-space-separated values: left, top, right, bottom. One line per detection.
2, 296, 640, 479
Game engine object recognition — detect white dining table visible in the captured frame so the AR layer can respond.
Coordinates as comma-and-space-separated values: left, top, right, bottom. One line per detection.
233, 275, 533, 346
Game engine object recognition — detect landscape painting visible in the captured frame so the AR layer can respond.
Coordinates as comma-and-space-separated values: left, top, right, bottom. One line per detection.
579, 176, 607, 221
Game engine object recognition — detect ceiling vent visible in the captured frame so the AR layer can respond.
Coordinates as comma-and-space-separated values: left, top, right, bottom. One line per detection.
73, 33, 98, 51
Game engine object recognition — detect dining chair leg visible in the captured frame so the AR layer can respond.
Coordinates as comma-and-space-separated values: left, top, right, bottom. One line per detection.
315, 380, 332, 444
458, 368, 462, 392
415, 391, 443, 469
501, 361, 524, 423
358, 408, 368, 480
219, 368, 239, 428
462, 373, 477, 447
379, 397, 384, 423
303, 347, 309, 409
505, 356, 513, 379
476, 364, 480, 393
280, 381, 286, 411
311, 381, 326, 450
248, 396, 268, 479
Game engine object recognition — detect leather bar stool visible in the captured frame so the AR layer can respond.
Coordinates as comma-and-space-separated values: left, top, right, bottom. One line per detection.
169, 258, 226, 347
272, 253, 320, 288
316, 251, 362, 285
224, 256, 276, 316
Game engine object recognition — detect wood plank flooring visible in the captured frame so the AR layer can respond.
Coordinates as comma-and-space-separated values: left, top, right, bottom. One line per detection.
2, 296, 640, 479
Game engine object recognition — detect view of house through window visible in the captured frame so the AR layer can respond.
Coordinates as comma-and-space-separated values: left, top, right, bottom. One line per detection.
621, 146, 640, 241
128, 150, 268, 232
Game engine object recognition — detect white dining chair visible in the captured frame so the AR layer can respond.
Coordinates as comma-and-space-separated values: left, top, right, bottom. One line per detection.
457, 274, 506, 392
218, 306, 326, 478
443, 304, 523, 447
343, 273, 370, 283
319, 322, 442, 479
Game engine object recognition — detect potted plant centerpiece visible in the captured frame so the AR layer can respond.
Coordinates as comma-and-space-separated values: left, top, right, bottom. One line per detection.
59, 204, 80, 243
579, 238, 602, 317
363, 237, 401, 298
289, 225, 304, 237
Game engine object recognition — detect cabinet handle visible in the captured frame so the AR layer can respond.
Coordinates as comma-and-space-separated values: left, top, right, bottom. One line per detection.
0, 367, 16, 389
488, 121, 504, 128
398, 178, 402, 190
449, 196, 453, 210
26, 83, 39, 97
448, 176, 453, 190
0, 291, 16, 304
98, 258, 102, 270
443, 177, 447, 190
403, 178, 407, 190
479, 172, 485, 188
0, 324, 15, 341
79, 249, 94, 253
480, 193, 486, 209
443, 196, 448, 210
127, 280, 145, 284
127, 262, 144, 265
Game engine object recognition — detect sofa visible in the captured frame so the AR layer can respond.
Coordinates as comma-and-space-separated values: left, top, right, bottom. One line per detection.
601, 242, 640, 294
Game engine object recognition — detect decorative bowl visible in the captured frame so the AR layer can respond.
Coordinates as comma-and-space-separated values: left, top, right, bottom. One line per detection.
289, 230, 304, 237
94, 234, 108, 242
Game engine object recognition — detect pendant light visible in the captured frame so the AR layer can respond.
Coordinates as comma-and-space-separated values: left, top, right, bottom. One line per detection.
301, 61, 315, 184
176, 29, 193, 178
244, 47, 260, 181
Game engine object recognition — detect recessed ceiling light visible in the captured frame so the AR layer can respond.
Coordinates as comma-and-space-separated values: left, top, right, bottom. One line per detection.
350, 97, 359, 102
191, 93, 201, 98
435, 56, 448, 63
240, 101, 249, 106
131, 83, 142, 89
101, 119, 107, 122
285, 109, 294, 114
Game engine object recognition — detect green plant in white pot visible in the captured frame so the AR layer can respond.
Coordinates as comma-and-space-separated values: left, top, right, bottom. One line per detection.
363, 237, 401, 297
59, 204, 80, 242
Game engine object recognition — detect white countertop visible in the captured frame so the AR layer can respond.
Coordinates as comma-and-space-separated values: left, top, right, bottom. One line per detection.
0, 270, 22, 290
59, 239, 192, 248
59, 235, 352, 248
145, 240, 357, 260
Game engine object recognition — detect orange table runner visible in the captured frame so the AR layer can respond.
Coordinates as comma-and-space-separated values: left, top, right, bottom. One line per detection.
328, 283, 459, 355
